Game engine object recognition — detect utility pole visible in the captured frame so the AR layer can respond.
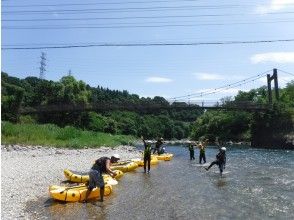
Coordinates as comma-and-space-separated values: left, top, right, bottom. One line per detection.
267, 68, 279, 104
39, 52, 46, 79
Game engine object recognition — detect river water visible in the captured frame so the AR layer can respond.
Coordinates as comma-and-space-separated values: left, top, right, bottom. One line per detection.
26, 145, 294, 220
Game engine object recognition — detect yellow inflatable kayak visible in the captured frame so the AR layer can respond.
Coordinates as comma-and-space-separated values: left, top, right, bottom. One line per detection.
131, 157, 159, 166
49, 184, 112, 202
153, 153, 174, 161
110, 161, 138, 172
64, 169, 123, 183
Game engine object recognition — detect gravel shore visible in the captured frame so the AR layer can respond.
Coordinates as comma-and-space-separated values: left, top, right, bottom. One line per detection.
1, 145, 141, 220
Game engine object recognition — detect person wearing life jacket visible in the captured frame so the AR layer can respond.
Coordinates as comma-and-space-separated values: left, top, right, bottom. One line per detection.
142, 136, 152, 173
205, 147, 227, 176
153, 137, 164, 155
83, 154, 120, 202
188, 141, 195, 160
198, 139, 208, 164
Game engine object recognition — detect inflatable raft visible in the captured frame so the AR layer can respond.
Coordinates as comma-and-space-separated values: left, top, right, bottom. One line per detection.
131, 156, 159, 166
64, 169, 123, 183
49, 184, 112, 202
110, 161, 138, 172
153, 153, 174, 161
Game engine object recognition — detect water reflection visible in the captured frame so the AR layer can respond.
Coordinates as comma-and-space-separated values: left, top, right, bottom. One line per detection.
215, 178, 228, 188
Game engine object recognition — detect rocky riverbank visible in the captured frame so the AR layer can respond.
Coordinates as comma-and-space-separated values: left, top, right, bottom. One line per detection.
1, 145, 141, 220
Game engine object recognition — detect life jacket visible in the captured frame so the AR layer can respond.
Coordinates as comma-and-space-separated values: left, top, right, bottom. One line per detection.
91, 157, 110, 173
216, 152, 226, 163
144, 144, 151, 156
188, 144, 194, 151
155, 140, 163, 149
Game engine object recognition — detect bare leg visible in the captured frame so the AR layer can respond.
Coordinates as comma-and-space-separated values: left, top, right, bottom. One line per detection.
144, 157, 147, 173
83, 189, 92, 202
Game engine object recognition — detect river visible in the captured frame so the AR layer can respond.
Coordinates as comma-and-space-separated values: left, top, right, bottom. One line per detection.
26, 145, 294, 219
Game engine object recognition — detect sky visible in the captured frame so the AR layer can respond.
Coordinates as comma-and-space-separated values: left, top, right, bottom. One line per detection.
2, 0, 294, 103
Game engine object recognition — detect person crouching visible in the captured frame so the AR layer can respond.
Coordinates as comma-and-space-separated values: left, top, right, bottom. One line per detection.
83, 154, 119, 202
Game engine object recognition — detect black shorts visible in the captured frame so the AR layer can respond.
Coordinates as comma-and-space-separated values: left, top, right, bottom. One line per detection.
88, 169, 105, 190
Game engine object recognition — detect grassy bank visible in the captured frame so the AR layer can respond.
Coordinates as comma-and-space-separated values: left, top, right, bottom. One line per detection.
1, 121, 136, 148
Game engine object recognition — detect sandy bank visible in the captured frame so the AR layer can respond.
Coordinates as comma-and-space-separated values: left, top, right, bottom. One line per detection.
1, 145, 141, 219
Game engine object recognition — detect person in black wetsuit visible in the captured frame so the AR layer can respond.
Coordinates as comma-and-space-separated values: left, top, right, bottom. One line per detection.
153, 137, 164, 155
142, 136, 152, 173
83, 154, 120, 202
205, 147, 226, 176
188, 141, 195, 160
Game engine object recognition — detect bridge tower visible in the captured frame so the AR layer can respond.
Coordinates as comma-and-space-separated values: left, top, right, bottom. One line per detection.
267, 68, 279, 104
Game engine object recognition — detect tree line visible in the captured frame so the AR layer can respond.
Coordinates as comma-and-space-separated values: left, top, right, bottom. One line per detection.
2, 71, 293, 148
1, 72, 202, 139
191, 84, 294, 148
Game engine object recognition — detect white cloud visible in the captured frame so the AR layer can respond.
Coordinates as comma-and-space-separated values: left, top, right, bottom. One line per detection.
145, 77, 173, 83
255, 0, 294, 14
193, 72, 224, 81
251, 52, 294, 64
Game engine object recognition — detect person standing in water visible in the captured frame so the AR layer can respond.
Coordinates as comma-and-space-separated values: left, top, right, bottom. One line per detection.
142, 136, 152, 173
188, 141, 195, 160
205, 147, 227, 176
83, 155, 119, 202
153, 137, 164, 155
198, 139, 208, 164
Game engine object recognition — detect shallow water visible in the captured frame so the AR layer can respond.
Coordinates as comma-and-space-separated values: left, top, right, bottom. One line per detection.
26, 145, 294, 220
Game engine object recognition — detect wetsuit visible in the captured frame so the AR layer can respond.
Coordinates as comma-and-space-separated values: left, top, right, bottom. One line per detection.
188, 144, 195, 160
199, 146, 206, 164
153, 140, 163, 155
207, 151, 226, 173
143, 142, 152, 173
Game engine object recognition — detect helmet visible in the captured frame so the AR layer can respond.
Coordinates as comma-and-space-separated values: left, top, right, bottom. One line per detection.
146, 140, 152, 144
160, 137, 164, 141
112, 154, 120, 159
221, 147, 226, 151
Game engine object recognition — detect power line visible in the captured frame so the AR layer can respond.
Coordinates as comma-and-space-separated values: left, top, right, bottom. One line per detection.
0, 13, 256, 22
277, 69, 294, 77
3, 11, 294, 22
1, 0, 208, 7
4, 20, 294, 30
170, 70, 272, 100
3, 39, 294, 50
3, 0, 288, 8
1, 4, 257, 15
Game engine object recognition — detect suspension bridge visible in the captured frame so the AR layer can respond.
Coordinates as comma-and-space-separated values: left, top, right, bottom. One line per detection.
19, 68, 293, 114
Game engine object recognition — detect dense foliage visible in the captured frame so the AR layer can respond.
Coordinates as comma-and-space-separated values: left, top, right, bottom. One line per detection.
2, 72, 293, 147
191, 83, 294, 148
1, 72, 202, 139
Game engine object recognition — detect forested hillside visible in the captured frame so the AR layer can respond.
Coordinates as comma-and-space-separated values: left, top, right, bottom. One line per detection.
2, 72, 293, 148
191, 83, 294, 148
1, 72, 202, 139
